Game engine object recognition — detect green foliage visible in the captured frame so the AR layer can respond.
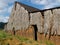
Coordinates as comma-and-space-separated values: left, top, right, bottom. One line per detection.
35, 43, 38, 45
45, 40, 54, 45
16, 35, 34, 44
16, 36, 29, 42
0, 22, 7, 29
40, 40, 43, 44
0, 31, 7, 39
0, 30, 13, 40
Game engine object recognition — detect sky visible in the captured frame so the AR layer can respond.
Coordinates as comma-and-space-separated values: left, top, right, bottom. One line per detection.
0, 0, 60, 23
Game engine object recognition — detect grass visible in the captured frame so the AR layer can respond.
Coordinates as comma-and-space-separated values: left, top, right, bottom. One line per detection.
0, 30, 55, 45
45, 40, 54, 45
16, 36, 29, 42
0, 30, 13, 40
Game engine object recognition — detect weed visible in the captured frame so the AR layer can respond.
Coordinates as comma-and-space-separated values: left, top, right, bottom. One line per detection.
35, 43, 39, 45
6, 43, 9, 45
40, 40, 43, 44
28, 40, 33, 43
19, 43, 23, 45
45, 40, 54, 45
16, 36, 29, 42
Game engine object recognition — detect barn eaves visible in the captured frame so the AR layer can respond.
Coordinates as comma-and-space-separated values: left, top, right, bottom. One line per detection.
15, 1, 41, 13
15, 1, 60, 13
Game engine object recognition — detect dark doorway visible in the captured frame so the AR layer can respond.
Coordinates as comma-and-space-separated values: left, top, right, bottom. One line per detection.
32, 25, 38, 41
12, 27, 15, 35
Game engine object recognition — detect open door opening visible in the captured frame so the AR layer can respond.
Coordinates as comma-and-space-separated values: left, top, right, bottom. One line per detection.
32, 25, 38, 41
12, 27, 15, 35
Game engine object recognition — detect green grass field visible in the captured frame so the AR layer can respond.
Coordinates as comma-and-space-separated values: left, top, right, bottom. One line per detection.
0, 30, 54, 45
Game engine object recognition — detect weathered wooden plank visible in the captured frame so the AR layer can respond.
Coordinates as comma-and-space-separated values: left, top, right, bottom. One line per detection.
52, 9, 60, 35
12, 3, 30, 30
30, 12, 44, 33
44, 10, 53, 36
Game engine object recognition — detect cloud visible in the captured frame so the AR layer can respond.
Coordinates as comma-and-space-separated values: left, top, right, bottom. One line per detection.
0, 1, 8, 9
31, 0, 49, 5
0, 0, 17, 22
0, 15, 9, 23
31, 0, 60, 9
57, 0, 60, 2
0, 0, 17, 4
0, 7, 11, 22
0, 0, 17, 9
8, 5, 13, 13
0, 8, 7, 14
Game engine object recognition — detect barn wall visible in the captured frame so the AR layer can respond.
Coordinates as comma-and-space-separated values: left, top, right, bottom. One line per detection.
13, 3, 21, 30
6, 2, 60, 37
7, 3, 16, 30
30, 12, 44, 33
52, 9, 60, 35
7, 2, 30, 31
43, 9, 60, 35
44, 10, 53, 35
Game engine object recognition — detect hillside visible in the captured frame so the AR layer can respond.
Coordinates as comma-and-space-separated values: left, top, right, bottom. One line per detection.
0, 22, 7, 29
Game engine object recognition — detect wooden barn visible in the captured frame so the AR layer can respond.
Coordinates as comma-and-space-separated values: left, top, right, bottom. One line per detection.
5, 1, 60, 41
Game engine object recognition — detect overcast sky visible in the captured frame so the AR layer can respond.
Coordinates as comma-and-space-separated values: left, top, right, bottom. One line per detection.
0, 0, 60, 23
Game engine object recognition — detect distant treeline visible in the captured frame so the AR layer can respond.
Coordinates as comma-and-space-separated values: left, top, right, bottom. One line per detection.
0, 22, 7, 30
